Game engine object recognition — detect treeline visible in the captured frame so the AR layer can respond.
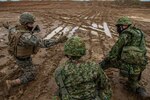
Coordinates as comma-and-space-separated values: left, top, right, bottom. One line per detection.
115, 0, 141, 5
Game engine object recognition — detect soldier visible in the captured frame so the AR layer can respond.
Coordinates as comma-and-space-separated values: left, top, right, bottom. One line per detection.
100, 16, 149, 99
3, 12, 67, 91
54, 36, 112, 100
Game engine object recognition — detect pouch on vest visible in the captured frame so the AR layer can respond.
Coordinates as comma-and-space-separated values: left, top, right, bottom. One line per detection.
8, 45, 15, 56
121, 46, 147, 66
7, 27, 20, 56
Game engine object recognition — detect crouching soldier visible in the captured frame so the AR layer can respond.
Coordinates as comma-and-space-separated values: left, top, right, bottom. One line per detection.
100, 16, 149, 99
54, 36, 112, 100
3, 12, 67, 92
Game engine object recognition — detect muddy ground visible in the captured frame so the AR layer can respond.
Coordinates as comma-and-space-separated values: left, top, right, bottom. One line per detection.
0, 1, 150, 100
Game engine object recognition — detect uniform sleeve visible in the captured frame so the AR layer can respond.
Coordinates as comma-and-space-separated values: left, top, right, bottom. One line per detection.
140, 33, 147, 53
97, 67, 112, 100
20, 33, 58, 48
54, 67, 61, 85
108, 33, 129, 61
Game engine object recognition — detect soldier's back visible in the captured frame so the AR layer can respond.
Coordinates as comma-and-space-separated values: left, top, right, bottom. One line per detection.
55, 61, 103, 100
122, 26, 145, 48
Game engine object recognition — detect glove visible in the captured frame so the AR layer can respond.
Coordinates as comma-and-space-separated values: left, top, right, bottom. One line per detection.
32, 25, 40, 33
44, 39, 55, 47
57, 36, 68, 43
99, 57, 110, 70
99, 60, 106, 69
2, 22, 10, 29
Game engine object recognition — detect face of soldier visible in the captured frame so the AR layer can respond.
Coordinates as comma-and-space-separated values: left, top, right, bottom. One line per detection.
116, 25, 128, 34
116, 25, 123, 34
26, 22, 34, 31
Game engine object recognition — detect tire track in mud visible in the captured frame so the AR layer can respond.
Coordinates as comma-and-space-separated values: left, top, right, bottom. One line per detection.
45, 6, 115, 83
43, 7, 108, 61
33, 46, 64, 100
83, 9, 101, 59
41, 5, 120, 93
32, 7, 114, 99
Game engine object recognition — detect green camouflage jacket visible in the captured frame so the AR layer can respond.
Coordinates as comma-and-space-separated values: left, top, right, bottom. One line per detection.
55, 61, 112, 100
107, 26, 147, 65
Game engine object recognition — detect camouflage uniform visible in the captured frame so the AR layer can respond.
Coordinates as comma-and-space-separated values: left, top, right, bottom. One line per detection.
7, 12, 65, 84
100, 17, 148, 92
55, 36, 112, 100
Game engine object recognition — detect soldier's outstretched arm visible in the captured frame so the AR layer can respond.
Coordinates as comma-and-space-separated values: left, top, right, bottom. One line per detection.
20, 33, 67, 48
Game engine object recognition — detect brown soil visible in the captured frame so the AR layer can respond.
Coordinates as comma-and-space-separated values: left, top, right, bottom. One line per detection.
0, 1, 150, 100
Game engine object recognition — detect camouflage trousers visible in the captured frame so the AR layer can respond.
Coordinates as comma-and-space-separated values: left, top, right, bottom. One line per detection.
16, 57, 36, 84
100, 59, 146, 91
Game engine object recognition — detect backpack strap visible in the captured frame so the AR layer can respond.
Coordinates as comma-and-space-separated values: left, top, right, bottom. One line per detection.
55, 67, 72, 99
95, 90, 101, 100
136, 29, 143, 47
122, 27, 143, 47
57, 74, 69, 95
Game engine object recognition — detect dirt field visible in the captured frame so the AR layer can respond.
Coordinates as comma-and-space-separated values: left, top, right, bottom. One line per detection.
0, 1, 150, 100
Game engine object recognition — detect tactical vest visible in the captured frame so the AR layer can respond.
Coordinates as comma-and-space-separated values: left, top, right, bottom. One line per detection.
8, 25, 39, 57
121, 26, 147, 66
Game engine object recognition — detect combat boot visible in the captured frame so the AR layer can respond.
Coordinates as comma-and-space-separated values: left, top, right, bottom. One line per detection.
136, 87, 150, 100
5, 79, 21, 91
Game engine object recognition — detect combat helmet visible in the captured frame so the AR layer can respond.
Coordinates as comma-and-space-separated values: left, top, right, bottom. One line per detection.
64, 36, 86, 57
19, 12, 35, 25
116, 16, 132, 26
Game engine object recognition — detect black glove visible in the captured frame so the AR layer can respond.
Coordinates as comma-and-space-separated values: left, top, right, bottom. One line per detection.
32, 25, 40, 33
2, 22, 10, 29
99, 57, 110, 70
44, 39, 55, 47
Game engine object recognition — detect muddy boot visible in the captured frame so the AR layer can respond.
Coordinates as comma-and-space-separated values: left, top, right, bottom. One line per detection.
6, 79, 21, 90
136, 87, 150, 100
4, 79, 21, 96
